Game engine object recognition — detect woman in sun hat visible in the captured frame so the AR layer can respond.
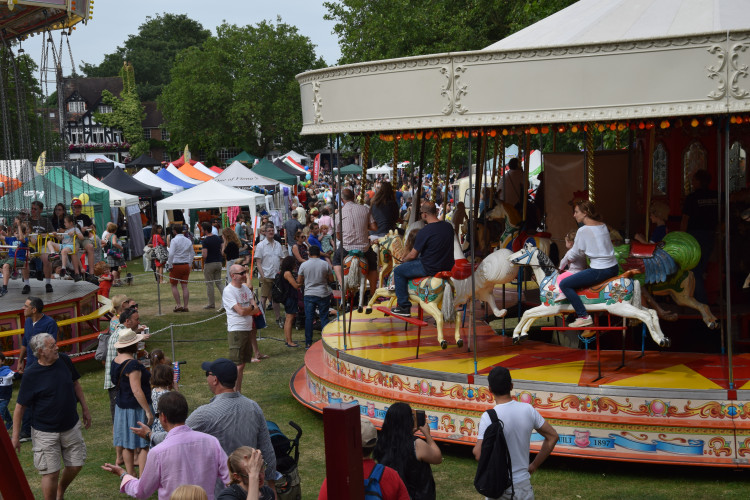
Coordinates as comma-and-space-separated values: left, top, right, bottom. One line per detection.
111, 328, 153, 476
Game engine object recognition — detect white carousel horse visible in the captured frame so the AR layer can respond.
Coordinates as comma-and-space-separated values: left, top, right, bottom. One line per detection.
452, 248, 518, 319
343, 250, 369, 312
508, 242, 670, 347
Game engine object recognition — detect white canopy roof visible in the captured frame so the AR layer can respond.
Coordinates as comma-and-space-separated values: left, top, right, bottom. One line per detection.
72, 153, 126, 168
82, 174, 139, 207
486, 0, 750, 51
192, 161, 218, 178
166, 164, 202, 185
367, 165, 394, 176
214, 161, 289, 188
132, 168, 185, 194
156, 180, 268, 227
282, 150, 311, 164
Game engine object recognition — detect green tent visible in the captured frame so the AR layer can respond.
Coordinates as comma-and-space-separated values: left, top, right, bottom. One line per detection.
0, 175, 104, 226
337, 163, 365, 175
44, 167, 111, 232
225, 151, 260, 165
252, 159, 296, 185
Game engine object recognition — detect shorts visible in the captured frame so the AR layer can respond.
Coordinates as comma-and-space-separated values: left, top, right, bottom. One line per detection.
0, 257, 24, 270
490, 478, 534, 500
61, 244, 75, 253
333, 246, 377, 270
228, 330, 254, 364
169, 263, 191, 285
78, 238, 94, 250
31, 420, 87, 474
259, 277, 275, 298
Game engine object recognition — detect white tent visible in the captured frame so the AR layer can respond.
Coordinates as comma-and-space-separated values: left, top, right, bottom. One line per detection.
166, 164, 202, 185
82, 174, 139, 207
70, 153, 126, 169
192, 161, 218, 178
0, 159, 34, 182
367, 165, 395, 177
156, 180, 268, 228
282, 150, 311, 165
133, 168, 185, 194
214, 161, 289, 189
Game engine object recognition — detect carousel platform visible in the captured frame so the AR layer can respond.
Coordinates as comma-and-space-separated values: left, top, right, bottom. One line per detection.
291, 307, 750, 468
0, 280, 106, 363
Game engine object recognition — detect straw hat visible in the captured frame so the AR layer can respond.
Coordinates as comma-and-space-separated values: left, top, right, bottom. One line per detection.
114, 328, 145, 348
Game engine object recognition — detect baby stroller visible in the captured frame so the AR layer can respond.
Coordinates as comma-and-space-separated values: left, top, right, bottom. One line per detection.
267, 420, 302, 500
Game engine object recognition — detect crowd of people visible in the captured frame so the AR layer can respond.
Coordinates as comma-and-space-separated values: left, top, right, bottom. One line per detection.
4, 162, 730, 499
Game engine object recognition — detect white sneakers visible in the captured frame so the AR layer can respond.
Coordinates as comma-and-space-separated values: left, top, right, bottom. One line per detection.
569, 316, 593, 328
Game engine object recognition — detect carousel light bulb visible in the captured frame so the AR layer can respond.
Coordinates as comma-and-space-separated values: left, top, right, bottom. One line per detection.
705, 118, 713, 126
597, 124, 605, 132
502, 129, 509, 136
489, 130, 497, 137
541, 126, 549, 134
571, 125, 579, 133
638, 122, 645, 129
660, 120, 669, 129
557, 125, 566, 133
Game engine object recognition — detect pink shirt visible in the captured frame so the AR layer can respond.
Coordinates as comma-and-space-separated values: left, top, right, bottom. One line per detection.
121, 425, 229, 500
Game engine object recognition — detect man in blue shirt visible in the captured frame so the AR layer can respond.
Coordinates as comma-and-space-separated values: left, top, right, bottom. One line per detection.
17, 296, 59, 440
307, 222, 323, 251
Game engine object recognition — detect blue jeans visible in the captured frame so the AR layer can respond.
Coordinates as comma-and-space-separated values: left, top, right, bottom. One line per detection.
0, 399, 11, 430
304, 295, 331, 346
393, 259, 427, 308
559, 264, 619, 318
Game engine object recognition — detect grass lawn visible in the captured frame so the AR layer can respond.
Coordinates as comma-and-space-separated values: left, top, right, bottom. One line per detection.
8, 260, 749, 499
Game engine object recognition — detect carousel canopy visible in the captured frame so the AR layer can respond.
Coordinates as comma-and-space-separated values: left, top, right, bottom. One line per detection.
0, 1, 90, 41
296, 0, 750, 133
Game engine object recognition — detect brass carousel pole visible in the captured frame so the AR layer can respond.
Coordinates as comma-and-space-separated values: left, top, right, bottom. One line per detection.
392, 133, 400, 185
443, 134, 454, 214
431, 131, 442, 202
586, 124, 596, 205
358, 134, 371, 204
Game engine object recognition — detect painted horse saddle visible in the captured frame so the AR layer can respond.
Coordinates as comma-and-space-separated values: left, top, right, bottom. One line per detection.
408, 276, 449, 303
343, 249, 368, 276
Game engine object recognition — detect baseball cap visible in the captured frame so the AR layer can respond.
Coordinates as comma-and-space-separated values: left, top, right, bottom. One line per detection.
360, 418, 378, 448
71, 199, 82, 207
201, 358, 237, 387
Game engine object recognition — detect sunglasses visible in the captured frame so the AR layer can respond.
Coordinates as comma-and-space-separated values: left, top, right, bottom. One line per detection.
128, 303, 138, 309
233, 270, 248, 276
205, 371, 214, 377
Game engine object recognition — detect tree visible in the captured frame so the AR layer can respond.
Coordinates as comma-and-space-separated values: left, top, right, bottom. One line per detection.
80, 14, 211, 101
0, 48, 58, 161
158, 18, 327, 162
94, 63, 149, 158
324, 0, 577, 64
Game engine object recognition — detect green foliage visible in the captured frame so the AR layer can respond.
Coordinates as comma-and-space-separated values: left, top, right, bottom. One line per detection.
158, 18, 327, 163
79, 14, 211, 101
94, 89, 149, 158
324, 0, 577, 64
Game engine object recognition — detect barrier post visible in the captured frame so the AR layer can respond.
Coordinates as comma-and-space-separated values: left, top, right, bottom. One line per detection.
156, 278, 162, 316
323, 403, 364, 499
169, 324, 176, 363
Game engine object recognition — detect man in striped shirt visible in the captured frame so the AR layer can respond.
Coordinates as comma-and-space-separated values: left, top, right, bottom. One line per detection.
333, 188, 378, 294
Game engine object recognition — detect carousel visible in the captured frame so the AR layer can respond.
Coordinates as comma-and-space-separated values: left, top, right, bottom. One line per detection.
0, 0, 108, 367
290, 0, 750, 468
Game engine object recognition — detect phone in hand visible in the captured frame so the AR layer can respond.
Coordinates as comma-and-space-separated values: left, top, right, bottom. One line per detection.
415, 409, 426, 428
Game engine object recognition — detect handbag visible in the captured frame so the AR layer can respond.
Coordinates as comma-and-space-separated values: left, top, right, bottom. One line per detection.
94, 332, 110, 361
154, 245, 168, 263
106, 236, 124, 260
253, 306, 267, 329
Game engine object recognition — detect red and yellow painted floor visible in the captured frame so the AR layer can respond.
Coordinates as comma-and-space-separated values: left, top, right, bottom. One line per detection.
291, 309, 750, 467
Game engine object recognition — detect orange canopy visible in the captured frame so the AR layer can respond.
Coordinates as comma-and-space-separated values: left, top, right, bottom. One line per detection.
178, 163, 213, 181
172, 155, 197, 167
0, 173, 22, 196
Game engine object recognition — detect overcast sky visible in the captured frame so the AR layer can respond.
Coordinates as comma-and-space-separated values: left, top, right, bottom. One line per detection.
21, 0, 341, 85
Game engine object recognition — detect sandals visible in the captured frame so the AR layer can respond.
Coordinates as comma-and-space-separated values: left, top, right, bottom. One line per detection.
258, 354, 269, 359
173, 306, 189, 313
285, 343, 300, 348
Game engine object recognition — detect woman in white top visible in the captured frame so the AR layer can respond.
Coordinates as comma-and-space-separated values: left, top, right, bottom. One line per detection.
558, 201, 619, 327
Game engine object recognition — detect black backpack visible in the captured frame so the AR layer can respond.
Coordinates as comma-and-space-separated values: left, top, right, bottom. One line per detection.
271, 273, 287, 304
474, 409, 513, 498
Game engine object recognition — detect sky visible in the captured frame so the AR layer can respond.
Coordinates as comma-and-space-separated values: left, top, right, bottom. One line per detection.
20, 0, 342, 83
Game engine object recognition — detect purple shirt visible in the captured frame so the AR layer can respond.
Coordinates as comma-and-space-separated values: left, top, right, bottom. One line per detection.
121, 425, 229, 500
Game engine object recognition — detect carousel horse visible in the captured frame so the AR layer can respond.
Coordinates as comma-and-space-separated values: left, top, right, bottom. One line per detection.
614, 232, 718, 329
375, 230, 408, 288
452, 247, 518, 319
343, 250, 369, 312
484, 203, 552, 256
508, 242, 670, 347
367, 234, 463, 349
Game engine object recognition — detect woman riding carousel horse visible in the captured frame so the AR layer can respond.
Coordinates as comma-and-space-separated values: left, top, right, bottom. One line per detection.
559, 200, 620, 328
